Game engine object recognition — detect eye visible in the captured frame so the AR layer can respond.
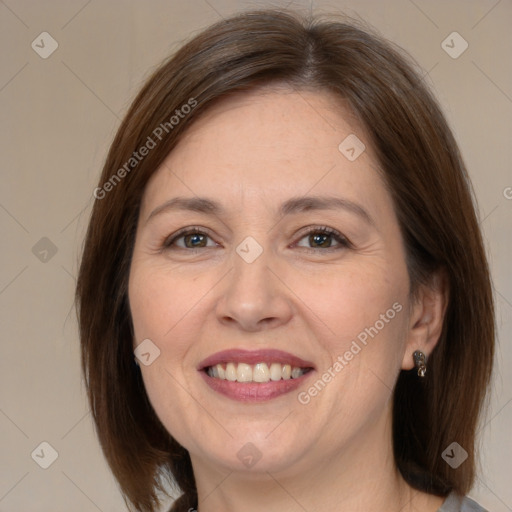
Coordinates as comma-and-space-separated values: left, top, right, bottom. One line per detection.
163, 228, 218, 249
162, 226, 350, 252
294, 226, 351, 251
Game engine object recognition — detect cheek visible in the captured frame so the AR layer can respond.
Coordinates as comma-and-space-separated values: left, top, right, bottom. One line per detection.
290, 261, 409, 404
129, 264, 214, 446
129, 260, 203, 345
291, 260, 407, 344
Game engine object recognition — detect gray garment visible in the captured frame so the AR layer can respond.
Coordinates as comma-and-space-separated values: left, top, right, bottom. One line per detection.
438, 492, 489, 512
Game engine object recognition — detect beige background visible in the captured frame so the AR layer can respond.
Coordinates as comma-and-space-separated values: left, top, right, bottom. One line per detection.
1, 0, 511, 511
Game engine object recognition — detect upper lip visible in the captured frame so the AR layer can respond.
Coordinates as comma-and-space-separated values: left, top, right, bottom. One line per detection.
198, 349, 315, 371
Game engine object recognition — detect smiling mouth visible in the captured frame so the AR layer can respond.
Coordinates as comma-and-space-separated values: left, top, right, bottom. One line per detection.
205, 362, 313, 383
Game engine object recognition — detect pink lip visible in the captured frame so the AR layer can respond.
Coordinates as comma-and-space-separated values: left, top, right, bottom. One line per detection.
199, 370, 314, 402
197, 349, 315, 370
197, 349, 315, 403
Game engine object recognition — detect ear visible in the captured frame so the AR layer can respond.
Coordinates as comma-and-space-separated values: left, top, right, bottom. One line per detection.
402, 269, 449, 370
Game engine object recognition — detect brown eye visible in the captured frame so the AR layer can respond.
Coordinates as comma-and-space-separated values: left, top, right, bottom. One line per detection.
164, 229, 218, 250
295, 227, 350, 251
183, 233, 208, 248
309, 232, 333, 248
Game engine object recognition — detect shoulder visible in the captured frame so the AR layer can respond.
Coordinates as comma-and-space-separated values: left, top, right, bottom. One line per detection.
438, 492, 489, 512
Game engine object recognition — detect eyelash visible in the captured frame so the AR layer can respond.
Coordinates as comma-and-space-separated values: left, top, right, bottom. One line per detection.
293, 226, 351, 252
162, 225, 351, 253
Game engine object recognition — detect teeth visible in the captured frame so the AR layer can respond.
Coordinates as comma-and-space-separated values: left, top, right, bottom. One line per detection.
291, 366, 302, 379
225, 362, 237, 381
253, 363, 270, 382
237, 363, 252, 382
206, 362, 308, 382
270, 362, 282, 381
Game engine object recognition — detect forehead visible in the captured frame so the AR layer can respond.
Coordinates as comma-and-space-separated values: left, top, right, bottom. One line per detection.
141, 86, 387, 212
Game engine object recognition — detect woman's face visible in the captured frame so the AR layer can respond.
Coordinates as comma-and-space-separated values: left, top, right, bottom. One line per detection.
128, 87, 416, 477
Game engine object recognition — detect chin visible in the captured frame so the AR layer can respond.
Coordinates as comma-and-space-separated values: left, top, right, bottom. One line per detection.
186, 426, 312, 475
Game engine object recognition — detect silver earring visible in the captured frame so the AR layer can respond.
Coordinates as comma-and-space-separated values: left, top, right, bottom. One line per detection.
413, 350, 427, 377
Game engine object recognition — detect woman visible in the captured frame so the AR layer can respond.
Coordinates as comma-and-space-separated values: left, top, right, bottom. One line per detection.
76, 9, 494, 512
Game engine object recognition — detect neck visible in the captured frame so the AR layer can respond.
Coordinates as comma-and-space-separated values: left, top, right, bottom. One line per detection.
190, 405, 444, 512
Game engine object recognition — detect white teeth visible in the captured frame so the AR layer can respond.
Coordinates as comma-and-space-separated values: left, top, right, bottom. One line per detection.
237, 363, 252, 382
253, 363, 270, 383
225, 362, 237, 381
270, 362, 282, 381
291, 367, 303, 379
207, 362, 308, 382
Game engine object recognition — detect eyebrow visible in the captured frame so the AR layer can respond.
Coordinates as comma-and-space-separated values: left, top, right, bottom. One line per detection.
146, 195, 374, 226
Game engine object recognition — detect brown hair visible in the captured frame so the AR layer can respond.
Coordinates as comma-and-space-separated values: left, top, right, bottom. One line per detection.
76, 9, 494, 512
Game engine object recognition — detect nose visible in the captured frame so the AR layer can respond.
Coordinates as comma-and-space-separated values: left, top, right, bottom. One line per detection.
215, 249, 294, 332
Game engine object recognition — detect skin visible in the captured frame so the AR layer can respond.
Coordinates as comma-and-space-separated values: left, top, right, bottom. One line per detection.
128, 86, 448, 512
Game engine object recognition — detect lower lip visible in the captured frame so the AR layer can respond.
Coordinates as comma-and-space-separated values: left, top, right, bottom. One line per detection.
200, 370, 314, 402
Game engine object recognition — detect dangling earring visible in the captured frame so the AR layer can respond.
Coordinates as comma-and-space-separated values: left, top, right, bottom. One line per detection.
413, 350, 427, 377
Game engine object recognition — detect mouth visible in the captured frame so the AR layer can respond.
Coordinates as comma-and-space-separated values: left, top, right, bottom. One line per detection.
198, 349, 315, 402
205, 362, 312, 382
